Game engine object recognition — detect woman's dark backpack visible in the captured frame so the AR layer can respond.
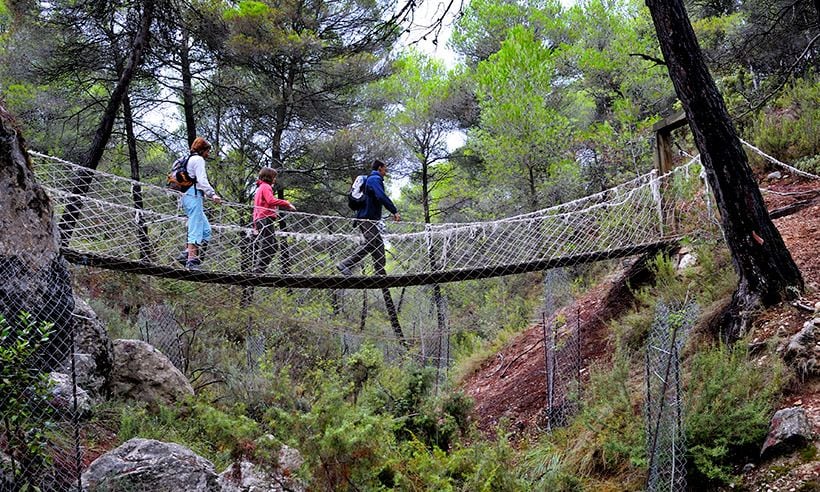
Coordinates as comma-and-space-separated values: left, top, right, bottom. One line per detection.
167, 155, 196, 192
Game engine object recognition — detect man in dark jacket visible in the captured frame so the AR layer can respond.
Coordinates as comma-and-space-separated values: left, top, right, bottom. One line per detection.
338, 159, 401, 275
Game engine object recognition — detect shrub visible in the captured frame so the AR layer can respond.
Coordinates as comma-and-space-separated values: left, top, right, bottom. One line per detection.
117, 399, 260, 470
0, 313, 55, 487
747, 74, 820, 170
266, 365, 397, 491
685, 344, 786, 485
390, 432, 528, 491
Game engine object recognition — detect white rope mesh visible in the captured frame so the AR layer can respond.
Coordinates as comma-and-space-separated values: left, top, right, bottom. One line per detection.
30, 151, 710, 288
739, 138, 820, 180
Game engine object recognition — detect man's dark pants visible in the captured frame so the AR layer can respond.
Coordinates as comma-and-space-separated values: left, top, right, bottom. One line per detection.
341, 220, 386, 275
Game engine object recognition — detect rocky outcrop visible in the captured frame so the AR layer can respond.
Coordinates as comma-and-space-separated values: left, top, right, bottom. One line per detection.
0, 104, 74, 370
218, 461, 284, 492
57, 296, 114, 396
760, 407, 812, 459
108, 339, 193, 406
82, 438, 220, 492
218, 444, 305, 492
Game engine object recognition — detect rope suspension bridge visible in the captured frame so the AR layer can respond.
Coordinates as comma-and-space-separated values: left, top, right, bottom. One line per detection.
31, 152, 712, 290
3, 143, 812, 492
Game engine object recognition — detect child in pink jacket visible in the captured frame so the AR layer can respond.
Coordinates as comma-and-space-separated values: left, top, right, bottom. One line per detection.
253, 167, 296, 273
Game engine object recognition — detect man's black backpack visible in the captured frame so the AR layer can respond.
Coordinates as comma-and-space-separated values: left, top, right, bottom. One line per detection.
167, 155, 196, 192
347, 174, 368, 210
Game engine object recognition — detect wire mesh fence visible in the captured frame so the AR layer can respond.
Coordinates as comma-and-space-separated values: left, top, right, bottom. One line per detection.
645, 299, 699, 492
539, 268, 584, 431
542, 308, 583, 431
0, 258, 84, 492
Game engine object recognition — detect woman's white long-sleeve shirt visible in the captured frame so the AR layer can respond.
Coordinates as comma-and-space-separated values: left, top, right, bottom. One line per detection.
186, 155, 217, 197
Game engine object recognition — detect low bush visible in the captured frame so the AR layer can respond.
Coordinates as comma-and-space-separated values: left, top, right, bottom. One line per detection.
117, 399, 260, 470
685, 344, 786, 486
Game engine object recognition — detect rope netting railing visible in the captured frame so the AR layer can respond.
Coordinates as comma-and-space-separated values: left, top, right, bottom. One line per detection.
741, 138, 820, 181
30, 152, 709, 289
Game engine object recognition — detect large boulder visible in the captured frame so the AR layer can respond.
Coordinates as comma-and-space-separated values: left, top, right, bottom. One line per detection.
760, 407, 813, 459
0, 105, 74, 370
58, 296, 114, 396
82, 438, 220, 492
108, 339, 193, 406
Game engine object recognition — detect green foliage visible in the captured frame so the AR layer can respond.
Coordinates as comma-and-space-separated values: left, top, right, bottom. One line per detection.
0, 313, 55, 483
520, 446, 583, 491
747, 74, 820, 170
256, 343, 501, 490
117, 399, 260, 470
388, 432, 528, 491
685, 345, 786, 485
450, 0, 565, 67
472, 25, 581, 211
265, 364, 397, 490
522, 346, 646, 490
614, 244, 735, 351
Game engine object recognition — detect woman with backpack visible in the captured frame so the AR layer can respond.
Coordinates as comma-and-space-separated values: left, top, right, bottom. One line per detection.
181, 137, 221, 270
252, 167, 296, 273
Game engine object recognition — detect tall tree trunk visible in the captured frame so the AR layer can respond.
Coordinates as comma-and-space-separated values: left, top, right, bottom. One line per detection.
123, 93, 155, 262
421, 158, 448, 374
381, 287, 407, 348
646, 0, 804, 342
59, 0, 155, 245
180, 30, 197, 147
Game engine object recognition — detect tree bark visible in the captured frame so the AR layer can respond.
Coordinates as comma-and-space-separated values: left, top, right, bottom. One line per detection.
180, 29, 197, 147
59, 0, 155, 245
646, 0, 804, 343
123, 92, 155, 262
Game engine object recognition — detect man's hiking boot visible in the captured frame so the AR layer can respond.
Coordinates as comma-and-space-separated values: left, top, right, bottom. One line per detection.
186, 258, 202, 271
336, 263, 352, 276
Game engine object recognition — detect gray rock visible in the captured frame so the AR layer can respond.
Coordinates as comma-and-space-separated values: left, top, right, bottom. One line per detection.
678, 252, 698, 270
277, 445, 303, 475
0, 109, 75, 371
766, 171, 782, 180
82, 438, 220, 492
760, 407, 812, 459
218, 445, 305, 492
218, 461, 282, 492
108, 339, 194, 406
783, 318, 820, 379
59, 296, 114, 396
49, 371, 91, 415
